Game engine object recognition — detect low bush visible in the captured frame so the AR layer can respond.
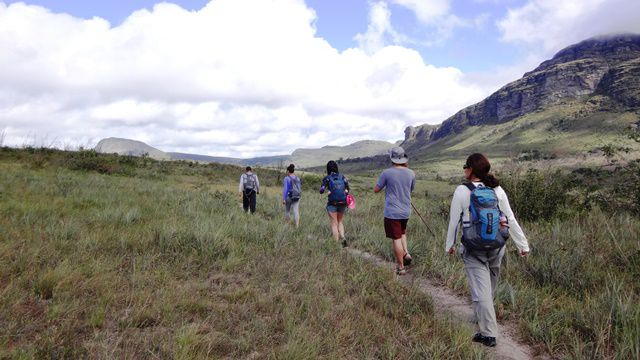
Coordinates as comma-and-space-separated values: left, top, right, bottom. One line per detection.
500, 168, 574, 221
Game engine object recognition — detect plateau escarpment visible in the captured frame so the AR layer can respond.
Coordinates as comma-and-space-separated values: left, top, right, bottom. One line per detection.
401, 34, 640, 153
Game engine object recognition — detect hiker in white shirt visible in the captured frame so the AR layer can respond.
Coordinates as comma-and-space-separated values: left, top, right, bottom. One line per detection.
239, 166, 260, 214
445, 153, 529, 348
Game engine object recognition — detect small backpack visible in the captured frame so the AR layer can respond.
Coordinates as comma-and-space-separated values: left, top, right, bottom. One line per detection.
328, 173, 347, 205
461, 183, 509, 251
287, 176, 301, 202
244, 174, 257, 192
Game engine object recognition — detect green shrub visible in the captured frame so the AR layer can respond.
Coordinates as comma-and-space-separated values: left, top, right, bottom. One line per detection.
611, 160, 640, 214
500, 168, 574, 221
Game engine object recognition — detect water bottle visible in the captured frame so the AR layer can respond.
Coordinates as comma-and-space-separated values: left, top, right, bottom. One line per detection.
499, 214, 510, 239
499, 214, 508, 228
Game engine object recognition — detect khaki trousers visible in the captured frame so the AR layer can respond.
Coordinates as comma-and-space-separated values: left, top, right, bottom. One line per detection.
462, 245, 505, 338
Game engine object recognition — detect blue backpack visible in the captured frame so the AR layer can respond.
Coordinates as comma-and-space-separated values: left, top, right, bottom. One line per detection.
328, 173, 347, 205
461, 183, 509, 251
287, 176, 302, 202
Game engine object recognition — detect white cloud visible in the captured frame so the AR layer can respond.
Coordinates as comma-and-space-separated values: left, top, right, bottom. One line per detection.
0, 0, 487, 157
391, 0, 451, 25
387, 0, 477, 46
498, 0, 640, 56
355, 2, 411, 53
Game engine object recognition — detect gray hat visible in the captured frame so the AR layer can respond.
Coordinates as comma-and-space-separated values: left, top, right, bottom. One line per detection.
389, 146, 408, 164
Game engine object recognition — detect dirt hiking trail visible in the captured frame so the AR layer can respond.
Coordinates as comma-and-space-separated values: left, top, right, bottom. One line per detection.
347, 248, 546, 360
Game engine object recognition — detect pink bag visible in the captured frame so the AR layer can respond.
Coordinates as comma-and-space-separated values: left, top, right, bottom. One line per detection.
346, 194, 356, 209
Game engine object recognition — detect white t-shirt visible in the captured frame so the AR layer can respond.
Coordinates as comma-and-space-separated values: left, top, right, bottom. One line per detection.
445, 181, 530, 253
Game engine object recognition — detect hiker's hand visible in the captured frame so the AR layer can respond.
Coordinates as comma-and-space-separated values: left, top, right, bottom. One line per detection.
282, 200, 285, 205
447, 247, 455, 255
520, 250, 529, 257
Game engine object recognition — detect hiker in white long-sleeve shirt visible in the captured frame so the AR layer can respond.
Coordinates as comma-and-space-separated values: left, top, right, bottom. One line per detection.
239, 166, 260, 214
445, 153, 530, 348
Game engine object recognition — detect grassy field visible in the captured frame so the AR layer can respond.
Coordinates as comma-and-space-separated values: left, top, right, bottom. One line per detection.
0, 148, 487, 359
1, 147, 639, 359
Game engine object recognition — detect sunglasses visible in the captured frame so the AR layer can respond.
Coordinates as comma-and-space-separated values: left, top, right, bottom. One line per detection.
463, 164, 470, 169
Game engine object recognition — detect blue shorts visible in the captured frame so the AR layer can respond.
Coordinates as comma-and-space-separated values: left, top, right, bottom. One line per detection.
326, 203, 347, 214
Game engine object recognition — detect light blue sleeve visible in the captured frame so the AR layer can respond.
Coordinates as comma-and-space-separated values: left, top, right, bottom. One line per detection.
376, 171, 387, 189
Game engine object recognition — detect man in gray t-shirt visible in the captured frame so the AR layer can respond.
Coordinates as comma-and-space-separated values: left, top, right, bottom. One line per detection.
374, 147, 416, 275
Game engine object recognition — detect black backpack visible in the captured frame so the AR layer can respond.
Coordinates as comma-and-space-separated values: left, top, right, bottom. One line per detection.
244, 174, 257, 192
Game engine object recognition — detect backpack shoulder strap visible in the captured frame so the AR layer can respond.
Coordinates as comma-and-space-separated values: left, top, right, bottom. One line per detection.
464, 182, 475, 191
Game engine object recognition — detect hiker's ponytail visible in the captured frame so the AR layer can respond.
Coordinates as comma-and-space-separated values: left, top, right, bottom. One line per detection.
480, 173, 500, 188
466, 153, 500, 188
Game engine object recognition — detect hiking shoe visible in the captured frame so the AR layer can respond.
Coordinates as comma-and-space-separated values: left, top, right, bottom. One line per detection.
472, 333, 496, 347
396, 267, 407, 275
403, 254, 412, 267
341, 237, 348, 248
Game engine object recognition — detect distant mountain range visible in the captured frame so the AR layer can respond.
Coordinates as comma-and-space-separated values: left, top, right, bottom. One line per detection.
96, 34, 640, 172
95, 137, 394, 168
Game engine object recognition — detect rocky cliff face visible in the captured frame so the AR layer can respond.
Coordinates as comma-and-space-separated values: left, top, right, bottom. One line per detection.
404, 125, 438, 143
596, 57, 640, 107
401, 34, 640, 150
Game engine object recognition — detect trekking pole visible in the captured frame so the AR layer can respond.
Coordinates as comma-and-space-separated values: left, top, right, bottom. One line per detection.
411, 202, 436, 237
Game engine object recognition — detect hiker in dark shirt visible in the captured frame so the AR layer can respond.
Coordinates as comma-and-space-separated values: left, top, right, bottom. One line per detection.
320, 160, 350, 247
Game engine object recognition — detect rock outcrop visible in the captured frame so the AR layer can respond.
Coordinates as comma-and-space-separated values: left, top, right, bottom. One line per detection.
95, 137, 170, 160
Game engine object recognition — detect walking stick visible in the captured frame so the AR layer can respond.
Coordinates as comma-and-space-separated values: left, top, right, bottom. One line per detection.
411, 202, 436, 237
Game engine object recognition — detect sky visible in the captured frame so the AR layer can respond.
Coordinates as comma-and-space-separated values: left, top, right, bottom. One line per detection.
1, 0, 640, 157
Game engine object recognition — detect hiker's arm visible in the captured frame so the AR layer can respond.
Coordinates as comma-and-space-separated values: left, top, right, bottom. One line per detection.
344, 176, 350, 193
282, 177, 290, 203
239, 175, 244, 193
496, 187, 530, 254
374, 172, 386, 193
445, 186, 465, 254
319, 177, 327, 194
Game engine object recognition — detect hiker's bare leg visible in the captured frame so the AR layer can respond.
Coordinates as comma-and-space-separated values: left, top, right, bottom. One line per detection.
401, 234, 411, 258
328, 212, 340, 241
392, 238, 405, 268
337, 212, 345, 239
